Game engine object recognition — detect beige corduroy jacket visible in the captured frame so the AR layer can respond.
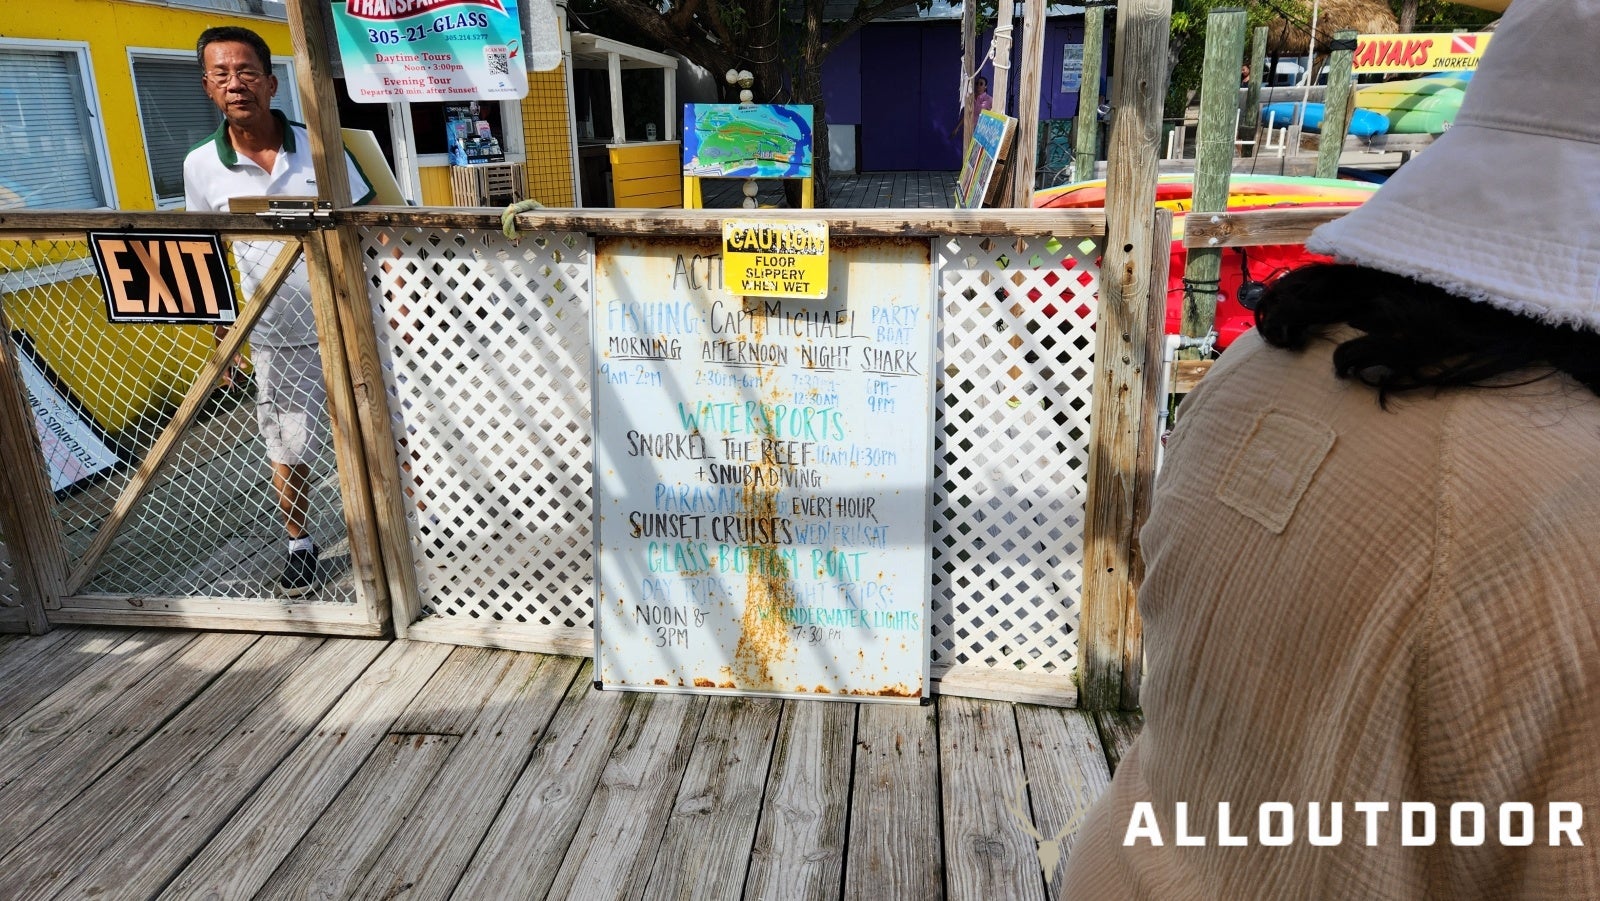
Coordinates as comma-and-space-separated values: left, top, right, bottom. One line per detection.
1061, 329, 1600, 900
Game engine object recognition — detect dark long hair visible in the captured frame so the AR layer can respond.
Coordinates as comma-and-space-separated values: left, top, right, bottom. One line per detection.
1254, 264, 1600, 404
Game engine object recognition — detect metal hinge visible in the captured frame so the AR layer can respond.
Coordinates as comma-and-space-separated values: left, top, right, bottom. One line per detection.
255, 199, 333, 231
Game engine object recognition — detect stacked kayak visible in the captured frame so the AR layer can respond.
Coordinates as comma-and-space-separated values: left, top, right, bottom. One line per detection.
1356, 74, 1471, 134
1030, 174, 1381, 349
1259, 101, 1392, 137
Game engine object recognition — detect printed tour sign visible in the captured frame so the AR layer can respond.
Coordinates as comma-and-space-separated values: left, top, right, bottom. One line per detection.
592, 236, 935, 701
331, 0, 529, 103
88, 230, 238, 325
722, 220, 829, 300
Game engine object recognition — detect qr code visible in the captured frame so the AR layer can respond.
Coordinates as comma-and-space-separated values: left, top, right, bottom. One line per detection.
485, 47, 509, 76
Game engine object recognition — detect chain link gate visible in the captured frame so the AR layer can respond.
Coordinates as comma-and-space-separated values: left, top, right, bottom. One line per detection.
0, 216, 390, 634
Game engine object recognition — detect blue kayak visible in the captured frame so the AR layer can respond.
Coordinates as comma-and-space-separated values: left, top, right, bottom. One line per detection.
1261, 101, 1391, 137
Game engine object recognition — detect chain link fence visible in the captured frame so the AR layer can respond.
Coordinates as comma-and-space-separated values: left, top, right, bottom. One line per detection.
1, 235, 356, 604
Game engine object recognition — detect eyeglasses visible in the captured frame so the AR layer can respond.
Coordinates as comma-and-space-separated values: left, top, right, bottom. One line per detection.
205, 69, 267, 86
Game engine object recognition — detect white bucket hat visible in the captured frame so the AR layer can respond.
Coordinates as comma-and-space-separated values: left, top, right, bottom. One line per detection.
1307, 0, 1600, 333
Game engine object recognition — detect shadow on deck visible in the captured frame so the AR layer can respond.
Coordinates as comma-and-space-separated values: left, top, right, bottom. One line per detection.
0, 627, 1141, 900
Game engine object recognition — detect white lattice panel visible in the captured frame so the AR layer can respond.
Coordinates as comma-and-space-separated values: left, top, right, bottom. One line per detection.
363, 227, 594, 628
933, 235, 1100, 675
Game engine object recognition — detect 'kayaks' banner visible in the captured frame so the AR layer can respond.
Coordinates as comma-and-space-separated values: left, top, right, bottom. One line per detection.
1352, 32, 1492, 73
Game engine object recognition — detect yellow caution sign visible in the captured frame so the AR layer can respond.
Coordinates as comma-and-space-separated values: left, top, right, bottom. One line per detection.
722, 219, 829, 299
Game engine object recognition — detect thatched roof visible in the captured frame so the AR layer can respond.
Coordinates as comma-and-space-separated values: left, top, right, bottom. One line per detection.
1267, 0, 1399, 56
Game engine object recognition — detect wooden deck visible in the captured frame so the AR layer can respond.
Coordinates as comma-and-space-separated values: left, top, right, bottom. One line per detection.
699, 171, 959, 209
0, 627, 1140, 900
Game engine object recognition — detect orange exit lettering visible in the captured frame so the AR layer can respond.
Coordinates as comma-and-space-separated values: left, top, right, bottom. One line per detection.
100, 239, 222, 316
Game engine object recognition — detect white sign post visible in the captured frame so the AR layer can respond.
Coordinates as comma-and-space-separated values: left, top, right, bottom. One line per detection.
593, 237, 935, 701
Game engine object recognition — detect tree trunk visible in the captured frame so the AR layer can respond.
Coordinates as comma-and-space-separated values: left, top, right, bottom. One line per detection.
1399, 0, 1419, 33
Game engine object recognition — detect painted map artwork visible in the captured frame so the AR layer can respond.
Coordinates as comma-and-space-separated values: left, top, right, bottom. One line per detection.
682, 104, 814, 179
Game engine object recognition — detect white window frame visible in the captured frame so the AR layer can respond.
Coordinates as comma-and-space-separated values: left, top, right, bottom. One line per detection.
415, 99, 527, 169
0, 37, 118, 210
129, 47, 303, 209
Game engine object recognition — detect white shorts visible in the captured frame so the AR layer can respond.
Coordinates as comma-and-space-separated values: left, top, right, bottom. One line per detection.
252, 343, 327, 466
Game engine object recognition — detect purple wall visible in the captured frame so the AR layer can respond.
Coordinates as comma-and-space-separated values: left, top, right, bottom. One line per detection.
828, 16, 1097, 172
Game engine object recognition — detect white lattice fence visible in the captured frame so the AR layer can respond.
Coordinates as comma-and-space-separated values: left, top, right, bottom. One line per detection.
364, 226, 1101, 686
363, 227, 594, 634
934, 235, 1100, 678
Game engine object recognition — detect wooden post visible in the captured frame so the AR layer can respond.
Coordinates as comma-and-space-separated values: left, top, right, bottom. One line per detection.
0, 323, 64, 633
1080, 0, 1171, 710
1009, 0, 1049, 207
991, 0, 1016, 117
1316, 30, 1357, 179
1123, 206, 1173, 710
959, 0, 978, 149
1242, 25, 1268, 157
1073, 5, 1107, 181
1177, 7, 1246, 362
285, 0, 419, 635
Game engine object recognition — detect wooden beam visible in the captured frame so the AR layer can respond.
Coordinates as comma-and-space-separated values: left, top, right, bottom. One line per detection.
1078, 0, 1170, 710
1073, 5, 1107, 179
0, 324, 63, 632
960, 0, 978, 149
1010, 0, 1049, 207
1182, 207, 1349, 248
1124, 207, 1173, 711
991, 0, 1016, 118
1179, 7, 1246, 361
62, 244, 303, 596
285, 0, 419, 636
1316, 31, 1358, 179
345, 205, 1107, 238
1242, 25, 1268, 156
0, 210, 281, 235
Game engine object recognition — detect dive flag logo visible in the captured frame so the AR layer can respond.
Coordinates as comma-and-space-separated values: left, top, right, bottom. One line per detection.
1450, 34, 1479, 55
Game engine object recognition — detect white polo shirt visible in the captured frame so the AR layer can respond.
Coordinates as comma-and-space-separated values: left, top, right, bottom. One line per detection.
184, 111, 374, 347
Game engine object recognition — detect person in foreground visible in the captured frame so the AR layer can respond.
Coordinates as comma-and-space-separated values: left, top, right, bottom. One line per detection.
1060, 1, 1599, 897
184, 26, 373, 597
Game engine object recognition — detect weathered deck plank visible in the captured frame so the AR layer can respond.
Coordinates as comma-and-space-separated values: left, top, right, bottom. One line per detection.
1094, 710, 1145, 775
0, 626, 130, 726
939, 697, 1046, 901
255, 732, 460, 900
355, 652, 583, 899
450, 663, 636, 900
0, 629, 198, 786
845, 701, 943, 901
157, 640, 453, 901
0, 632, 255, 858
743, 700, 856, 901
0, 635, 330, 898
545, 692, 708, 901
51, 638, 386, 900
0, 628, 1132, 900
642, 695, 783, 901
1015, 706, 1114, 899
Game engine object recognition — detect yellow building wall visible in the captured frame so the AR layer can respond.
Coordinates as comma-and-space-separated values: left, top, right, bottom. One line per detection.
0, 0, 295, 212
0, 2, 292, 438
418, 166, 454, 207
522, 64, 575, 206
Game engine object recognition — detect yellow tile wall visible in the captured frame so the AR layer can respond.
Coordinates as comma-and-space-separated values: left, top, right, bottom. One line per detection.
522, 64, 576, 206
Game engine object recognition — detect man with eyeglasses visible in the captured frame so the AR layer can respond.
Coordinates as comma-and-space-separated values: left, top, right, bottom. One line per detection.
184, 26, 374, 599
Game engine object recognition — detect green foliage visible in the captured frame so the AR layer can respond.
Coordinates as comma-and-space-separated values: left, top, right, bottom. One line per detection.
1396, 1, 1499, 30
1164, 2, 1284, 120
